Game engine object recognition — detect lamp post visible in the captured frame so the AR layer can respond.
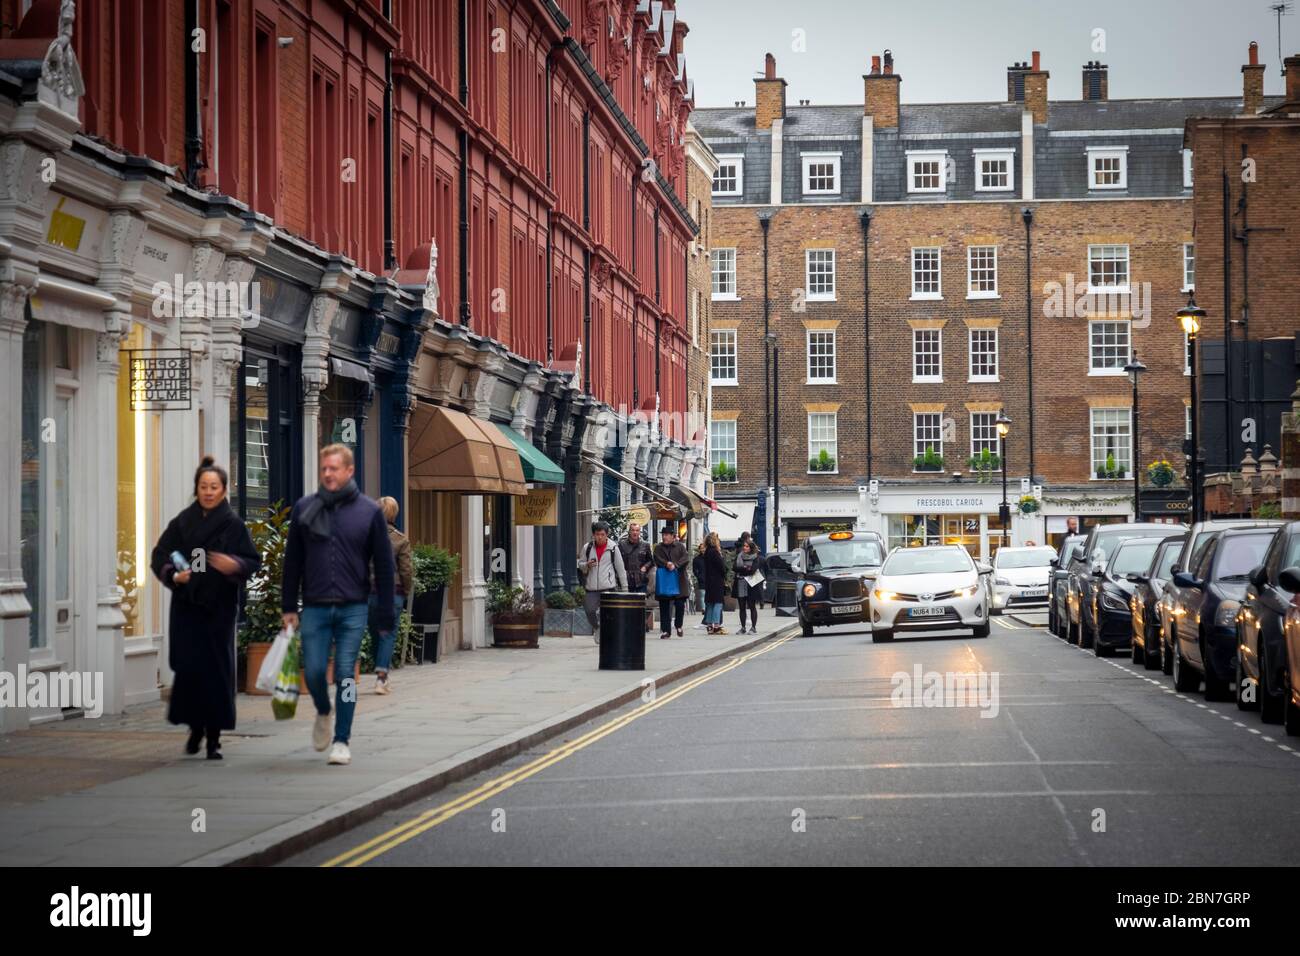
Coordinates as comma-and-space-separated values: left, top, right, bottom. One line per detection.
1178, 294, 1206, 523
1124, 353, 1147, 522
995, 410, 1012, 547
764, 331, 779, 552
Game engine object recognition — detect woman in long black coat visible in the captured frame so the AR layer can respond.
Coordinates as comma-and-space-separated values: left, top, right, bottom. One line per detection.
702, 532, 729, 635
151, 457, 260, 759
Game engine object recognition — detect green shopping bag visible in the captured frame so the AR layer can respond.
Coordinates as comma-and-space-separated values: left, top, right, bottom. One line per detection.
271, 631, 301, 720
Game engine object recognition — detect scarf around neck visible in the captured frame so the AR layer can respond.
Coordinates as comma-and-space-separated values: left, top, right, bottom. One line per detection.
301, 479, 360, 539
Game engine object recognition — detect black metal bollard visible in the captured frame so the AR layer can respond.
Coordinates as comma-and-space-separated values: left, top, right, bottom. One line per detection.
598, 591, 646, 670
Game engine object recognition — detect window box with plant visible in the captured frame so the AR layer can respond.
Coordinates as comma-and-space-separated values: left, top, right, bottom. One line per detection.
488, 581, 543, 648
808, 449, 837, 473
1146, 459, 1175, 487
542, 587, 594, 637
712, 462, 737, 484
966, 448, 1001, 482
913, 446, 945, 473
1095, 453, 1124, 480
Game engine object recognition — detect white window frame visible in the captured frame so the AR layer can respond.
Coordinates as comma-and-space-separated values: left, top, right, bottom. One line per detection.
1087, 243, 1130, 293
805, 249, 836, 301
1182, 149, 1193, 189
801, 152, 841, 195
806, 329, 836, 384
966, 245, 998, 299
1087, 146, 1129, 190
709, 419, 737, 479
1088, 319, 1131, 376
906, 150, 947, 194
972, 148, 1014, 192
913, 413, 944, 469
711, 247, 738, 300
970, 412, 1000, 459
807, 412, 839, 474
710, 329, 737, 386
1182, 242, 1195, 292
912, 328, 943, 383
968, 327, 999, 382
911, 247, 942, 300
712, 154, 744, 197
1090, 407, 1133, 479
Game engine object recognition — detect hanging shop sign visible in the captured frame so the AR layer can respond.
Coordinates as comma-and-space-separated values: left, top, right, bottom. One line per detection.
127, 349, 192, 410
516, 488, 558, 526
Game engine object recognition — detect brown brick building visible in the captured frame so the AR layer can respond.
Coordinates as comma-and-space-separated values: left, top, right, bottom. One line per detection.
696, 48, 1282, 556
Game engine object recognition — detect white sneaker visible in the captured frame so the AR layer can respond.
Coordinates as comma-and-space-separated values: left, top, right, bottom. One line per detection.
312, 714, 331, 751
328, 741, 351, 765
375, 672, 391, 695
692, 623, 707, 630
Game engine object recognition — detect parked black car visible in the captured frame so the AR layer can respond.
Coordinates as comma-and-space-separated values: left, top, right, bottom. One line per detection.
1128, 536, 1184, 670
1158, 519, 1285, 676
1237, 521, 1300, 720
1067, 523, 1185, 648
1048, 534, 1085, 639
794, 530, 885, 637
1089, 537, 1165, 656
1170, 527, 1278, 700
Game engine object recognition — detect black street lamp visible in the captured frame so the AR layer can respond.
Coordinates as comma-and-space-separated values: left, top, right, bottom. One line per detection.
995, 409, 1012, 543
764, 331, 779, 551
1178, 294, 1206, 523
1124, 353, 1147, 522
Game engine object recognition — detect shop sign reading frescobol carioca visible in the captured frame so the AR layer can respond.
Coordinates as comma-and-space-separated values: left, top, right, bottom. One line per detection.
127, 350, 192, 411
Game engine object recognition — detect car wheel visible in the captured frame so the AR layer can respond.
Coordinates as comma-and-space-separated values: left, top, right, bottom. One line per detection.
1260, 643, 1285, 724
1066, 615, 1079, 645
800, 618, 814, 638
1094, 633, 1110, 657
1161, 626, 1174, 675
1236, 645, 1260, 711
1285, 667, 1300, 737
872, 628, 893, 643
1131, 632, 1143, 664
1079, 614, 1095, 649
1173, 637, 1200, 693
1142, 626, 1160, 670
972, 623, 990, 638
1203, 640, 1231, 701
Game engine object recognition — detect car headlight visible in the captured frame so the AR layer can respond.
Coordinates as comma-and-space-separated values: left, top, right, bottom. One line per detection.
1215, 601, 1241, 628
873, 589, 897, 602
1101, 590, 1128, 611
953, 584, 978, 598
802, 583, 818, 599
995, 576, 1011, 587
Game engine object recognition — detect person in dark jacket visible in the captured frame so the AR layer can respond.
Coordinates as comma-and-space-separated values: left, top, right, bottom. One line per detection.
282, 444, 395, 766
618, 522, 653, 593
151, 457, 260, 759
691, 541, 708, 628
702, 532, 728, 635
733, 538, 766, 634
653, 526, 690, 639
369, 496, 413, 696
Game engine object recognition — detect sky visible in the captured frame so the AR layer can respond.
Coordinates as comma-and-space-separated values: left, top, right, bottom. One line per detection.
675, 0, 1297, 107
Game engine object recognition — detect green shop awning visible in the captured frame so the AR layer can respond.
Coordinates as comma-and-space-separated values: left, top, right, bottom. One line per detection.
496, 425, 565, 484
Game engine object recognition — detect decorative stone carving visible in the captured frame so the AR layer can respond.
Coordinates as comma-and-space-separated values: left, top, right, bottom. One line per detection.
582, 0, 605, 48
424, 239, 440, 316
40, 0, 85, 100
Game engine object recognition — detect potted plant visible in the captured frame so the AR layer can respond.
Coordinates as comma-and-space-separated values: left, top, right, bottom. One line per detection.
711, 462, 737, 483
488, 581, 543, 648
410, 544, 460, 662
1018, 493, 1040, 515
1095, 453, 1123, 479
238, 501, 291, 695
1146, 459, 1175, 487
808, 449, 837, 472
966, 448, 1001, 483
913, 446, 944, 472
543, 588, 593, 636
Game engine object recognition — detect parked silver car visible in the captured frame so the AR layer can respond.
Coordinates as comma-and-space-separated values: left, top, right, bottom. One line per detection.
869, 546, 992, 643
991, 546, 1057, 614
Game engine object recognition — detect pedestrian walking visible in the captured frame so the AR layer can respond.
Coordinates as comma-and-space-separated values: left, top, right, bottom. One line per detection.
691, 541, 709, 628
578, 521, 627, 645
282, 444, 396, 766
653, 526, 689, 639
733, 538, 765, 634
151, 456, 261, 760
618, 520, 654, 631
370, 496, 413, 696
702, 532, 728, 635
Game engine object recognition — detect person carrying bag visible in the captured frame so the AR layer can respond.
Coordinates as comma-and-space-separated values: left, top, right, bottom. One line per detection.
653, 526, 689, 639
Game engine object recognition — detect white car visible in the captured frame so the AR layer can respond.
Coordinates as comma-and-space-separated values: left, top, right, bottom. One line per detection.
868, 545, 992, 643
990, 546, 1057, 614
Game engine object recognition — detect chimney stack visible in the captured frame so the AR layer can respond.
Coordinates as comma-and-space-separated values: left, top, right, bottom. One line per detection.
1009, 51, 1050, 124
863, 49, 901, 128
1286, 53, 1300, 106
1242, 42, 1265, 114
1082, 60, 1108, 101
754, 52, 786, 130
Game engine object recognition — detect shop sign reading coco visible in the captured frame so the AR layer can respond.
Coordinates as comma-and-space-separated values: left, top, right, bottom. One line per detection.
516, 488, 558, 526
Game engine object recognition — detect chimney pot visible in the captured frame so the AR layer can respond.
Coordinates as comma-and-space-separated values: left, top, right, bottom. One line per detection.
871, 54, 881, 75
1287, 54, 1300, 105
765, 52, 776, 80
1249, 41, 1258, 66
1031, 50, 1041, 71
883, 49, 894, 74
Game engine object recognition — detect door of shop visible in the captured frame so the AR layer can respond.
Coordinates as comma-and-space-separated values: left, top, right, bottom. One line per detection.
230, 343, 301, 521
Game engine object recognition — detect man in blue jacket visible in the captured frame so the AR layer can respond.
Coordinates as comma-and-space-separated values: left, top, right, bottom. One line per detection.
282, 444, 395, 766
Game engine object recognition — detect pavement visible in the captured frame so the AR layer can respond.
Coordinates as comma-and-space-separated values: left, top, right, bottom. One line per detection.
0, 609, 798, 866
286, 613, 1300, 867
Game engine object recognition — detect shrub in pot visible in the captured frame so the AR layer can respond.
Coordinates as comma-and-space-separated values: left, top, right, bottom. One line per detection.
238, 501, 291, 695
543, 589, 592, 636
488, 581, 542, 648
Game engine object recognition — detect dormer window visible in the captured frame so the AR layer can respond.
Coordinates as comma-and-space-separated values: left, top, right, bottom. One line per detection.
907, 150, 948, 193
1087, 146, 1128, 190
973, 149, 1014, 192
802, 152, 841, 195
712, 155, 743, 197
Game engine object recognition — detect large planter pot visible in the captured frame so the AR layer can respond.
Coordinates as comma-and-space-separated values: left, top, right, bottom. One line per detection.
543, 608, 592, 636
492, 615, 541, 648
411, 585, 447, 663
245, 641, 273, 696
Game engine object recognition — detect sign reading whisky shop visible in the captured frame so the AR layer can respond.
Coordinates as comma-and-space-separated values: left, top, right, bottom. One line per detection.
128, 350, 192, 411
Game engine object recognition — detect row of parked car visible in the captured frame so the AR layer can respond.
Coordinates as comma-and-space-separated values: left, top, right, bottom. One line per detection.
1046, 517, 1300, 734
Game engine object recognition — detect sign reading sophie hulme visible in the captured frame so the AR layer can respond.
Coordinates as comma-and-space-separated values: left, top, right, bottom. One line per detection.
516, 489, 558, 526
128, 350, 192, 411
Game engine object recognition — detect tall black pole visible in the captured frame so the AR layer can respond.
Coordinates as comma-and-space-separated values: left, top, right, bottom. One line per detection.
772, 343, 781, 551
760, 213, 772, 549
1189, 333, 1201, 522
859, 210, 873, 481
1022, 207, 1036, 480
1131, 363, 1141, 520
1000, 433, 1008, 521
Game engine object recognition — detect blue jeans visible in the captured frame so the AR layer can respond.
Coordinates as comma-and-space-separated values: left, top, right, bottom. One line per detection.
704, 602, 724, 626
368, 594, 404, 672
301, 602, 368, 745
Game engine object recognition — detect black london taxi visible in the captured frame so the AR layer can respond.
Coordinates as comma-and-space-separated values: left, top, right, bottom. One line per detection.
795, 530, 886, 637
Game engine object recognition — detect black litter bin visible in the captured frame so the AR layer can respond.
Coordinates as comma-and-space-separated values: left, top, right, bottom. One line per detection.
598, 591, 646, 670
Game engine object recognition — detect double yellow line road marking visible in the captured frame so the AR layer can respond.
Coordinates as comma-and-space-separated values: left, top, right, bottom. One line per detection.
321, 633, 795, 867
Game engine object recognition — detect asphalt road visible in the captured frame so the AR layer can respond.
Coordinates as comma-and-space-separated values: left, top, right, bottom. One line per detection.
288, 614, 1300, 866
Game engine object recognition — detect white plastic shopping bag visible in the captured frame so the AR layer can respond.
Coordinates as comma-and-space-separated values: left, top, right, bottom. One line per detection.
255, 626, 293, 693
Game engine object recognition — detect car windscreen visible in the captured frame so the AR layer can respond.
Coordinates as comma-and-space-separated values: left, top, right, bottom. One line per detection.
996, 549, 1056, 569
882, 549, 973, 576
1111, 540, 1159, 576
1214, 533, 1275, 581
806, 538, 883, 572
